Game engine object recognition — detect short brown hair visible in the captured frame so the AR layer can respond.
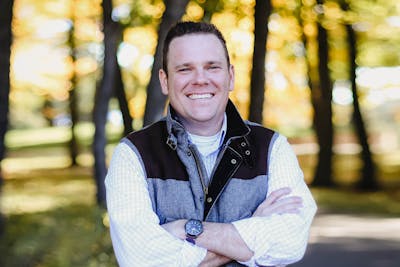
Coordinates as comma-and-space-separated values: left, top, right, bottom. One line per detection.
162, 21, 230, 75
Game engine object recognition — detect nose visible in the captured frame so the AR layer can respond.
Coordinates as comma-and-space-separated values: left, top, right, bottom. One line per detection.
193, 68, 208, 85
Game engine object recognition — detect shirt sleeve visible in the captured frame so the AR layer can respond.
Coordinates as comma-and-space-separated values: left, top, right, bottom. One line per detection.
105, 141, 207, 267
232, 134, 317, 267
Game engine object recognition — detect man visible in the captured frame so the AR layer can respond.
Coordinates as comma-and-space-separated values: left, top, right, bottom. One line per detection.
105, 21, 317, 267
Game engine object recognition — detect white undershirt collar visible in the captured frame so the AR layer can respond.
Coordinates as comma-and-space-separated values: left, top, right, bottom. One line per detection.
188, 113, 227, 157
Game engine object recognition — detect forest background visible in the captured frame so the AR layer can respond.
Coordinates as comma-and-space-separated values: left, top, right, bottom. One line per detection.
0, 0, 400, 266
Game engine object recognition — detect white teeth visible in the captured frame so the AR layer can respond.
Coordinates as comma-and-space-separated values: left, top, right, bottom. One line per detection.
188, 93, 213, 99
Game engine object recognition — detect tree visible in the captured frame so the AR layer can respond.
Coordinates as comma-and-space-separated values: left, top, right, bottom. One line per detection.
68, 0, 79, 166
143, 0, 190, 126
310, 1, 334, 187
0, 0, 14, 235
340, 0, 378, 190
199, 0, 222, 22
115, 65, 133, 136
92, 0, 132, 206
248, 0, 272, 124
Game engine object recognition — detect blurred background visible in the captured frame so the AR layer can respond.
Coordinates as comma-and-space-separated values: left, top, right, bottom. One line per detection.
0, 0, 399, 266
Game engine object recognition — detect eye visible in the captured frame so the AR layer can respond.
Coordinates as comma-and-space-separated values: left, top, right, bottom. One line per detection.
208, 65, 221, 71
177, 66, 191, 73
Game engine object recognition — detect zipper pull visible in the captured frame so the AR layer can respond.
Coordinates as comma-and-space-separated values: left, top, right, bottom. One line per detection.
205, 187, 208, 195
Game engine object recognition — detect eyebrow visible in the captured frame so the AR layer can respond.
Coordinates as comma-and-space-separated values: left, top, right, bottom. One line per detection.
174, 63, 191, 69
205, 60, 223, 65
174, 60, 223, 68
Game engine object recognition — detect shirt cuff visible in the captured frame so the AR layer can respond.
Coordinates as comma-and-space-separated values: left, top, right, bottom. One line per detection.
232, 217, 270, 266
180, 240, 208, 267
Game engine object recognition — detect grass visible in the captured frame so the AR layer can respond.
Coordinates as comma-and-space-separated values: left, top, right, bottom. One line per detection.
0, 167, 117, 267
0, 204, 115, 267
311, 187, 400, 217
5, 122, 123, 150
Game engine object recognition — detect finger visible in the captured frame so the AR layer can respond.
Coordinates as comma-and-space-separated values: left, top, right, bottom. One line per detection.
261, 195, 302, 211
266, 196, 303, 211
273, 196, 303, 206
263, 187, 291, 205
254, 196, 303, 217
276, 201, 304, 213
277, 207, 302, 214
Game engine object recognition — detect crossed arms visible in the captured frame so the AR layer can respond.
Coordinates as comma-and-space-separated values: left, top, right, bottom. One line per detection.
162, 187, 304, 266
105, 136, 317, 267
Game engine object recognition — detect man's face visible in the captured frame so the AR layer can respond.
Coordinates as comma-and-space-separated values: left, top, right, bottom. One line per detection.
159, 33, 234, 134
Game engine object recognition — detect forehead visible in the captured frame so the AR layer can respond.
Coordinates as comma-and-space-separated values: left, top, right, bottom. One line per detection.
167, 33, 227, 63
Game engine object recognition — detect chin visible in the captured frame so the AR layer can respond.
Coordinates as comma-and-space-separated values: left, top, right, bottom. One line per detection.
193, 116, 213, 122
190, 113, 215, 122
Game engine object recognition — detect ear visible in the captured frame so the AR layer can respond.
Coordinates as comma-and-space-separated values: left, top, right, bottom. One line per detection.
159, 69, 169, 95
228, 64, 235, 91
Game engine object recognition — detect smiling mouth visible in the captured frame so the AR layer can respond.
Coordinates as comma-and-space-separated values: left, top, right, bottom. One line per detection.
188, 93, 214, 100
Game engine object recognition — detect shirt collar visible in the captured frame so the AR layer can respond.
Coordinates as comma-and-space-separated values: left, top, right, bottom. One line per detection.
187, 113, 227, 156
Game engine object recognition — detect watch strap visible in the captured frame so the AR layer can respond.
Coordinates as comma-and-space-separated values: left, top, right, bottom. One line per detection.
185, 236, 196, 244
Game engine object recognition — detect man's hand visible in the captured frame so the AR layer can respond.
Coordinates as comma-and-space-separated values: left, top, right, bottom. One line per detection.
161, 219, 186, 240
253, 187, 303, 217
199, 251, 232, 267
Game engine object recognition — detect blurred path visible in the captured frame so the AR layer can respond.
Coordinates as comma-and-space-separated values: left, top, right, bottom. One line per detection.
292, 213, 400, 267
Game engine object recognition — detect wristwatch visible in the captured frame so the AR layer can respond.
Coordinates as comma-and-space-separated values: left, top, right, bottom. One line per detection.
185, 219, 203, 244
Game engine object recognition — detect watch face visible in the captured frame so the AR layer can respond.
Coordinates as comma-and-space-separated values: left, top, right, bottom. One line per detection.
185, 219, 203, 237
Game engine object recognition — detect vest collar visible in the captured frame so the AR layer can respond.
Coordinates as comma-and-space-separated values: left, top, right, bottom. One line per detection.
165, 99, 251, 150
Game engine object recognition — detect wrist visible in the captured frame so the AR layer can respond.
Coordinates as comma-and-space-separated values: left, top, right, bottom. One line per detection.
185, 219, 204, 244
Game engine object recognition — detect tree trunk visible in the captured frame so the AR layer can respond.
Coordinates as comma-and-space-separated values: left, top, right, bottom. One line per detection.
0, 0, 13, 184
68, 0, 79, 166
200, 1, 220, 22
93, 0, 123, 206
298, 3, 325, 186
68, 74, 79, 166
115, 64, 133, 135
248, 0, 272, 124
342, 1, 378, 190
143, 0, 190, 126
0, 0, 14, 235
311, 2, 334, 187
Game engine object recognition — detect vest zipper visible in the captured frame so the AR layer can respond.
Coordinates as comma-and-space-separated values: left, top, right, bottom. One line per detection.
189, 146, 208, 196
204, 138, 243, 220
